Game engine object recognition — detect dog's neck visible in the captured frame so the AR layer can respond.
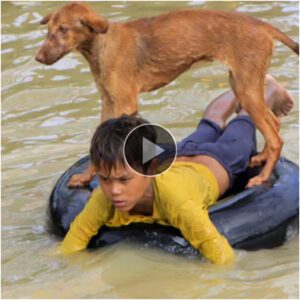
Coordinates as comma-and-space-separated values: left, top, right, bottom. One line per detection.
77, 23, 129, 81
78, 35, 105, 75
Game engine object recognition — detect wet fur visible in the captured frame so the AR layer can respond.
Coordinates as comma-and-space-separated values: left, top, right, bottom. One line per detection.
36, 2, 299, 186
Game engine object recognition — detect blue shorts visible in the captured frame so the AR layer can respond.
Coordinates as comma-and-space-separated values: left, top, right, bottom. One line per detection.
176, 115, 257, 186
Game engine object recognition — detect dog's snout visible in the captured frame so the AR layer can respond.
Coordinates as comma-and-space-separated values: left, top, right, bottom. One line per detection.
35, 52, 46, 63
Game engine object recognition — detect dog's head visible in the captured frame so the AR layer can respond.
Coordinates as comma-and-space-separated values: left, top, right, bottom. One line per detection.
35, 2, 109, 65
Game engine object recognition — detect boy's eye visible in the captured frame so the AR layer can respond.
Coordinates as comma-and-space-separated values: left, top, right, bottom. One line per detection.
99, 176, 109, 182
119, 177, 131, 183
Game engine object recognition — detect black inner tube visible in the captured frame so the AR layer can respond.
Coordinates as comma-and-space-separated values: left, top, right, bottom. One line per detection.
48, 156, 299, 255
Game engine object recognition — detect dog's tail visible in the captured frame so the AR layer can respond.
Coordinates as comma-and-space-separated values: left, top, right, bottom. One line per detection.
268, 25, 299, 55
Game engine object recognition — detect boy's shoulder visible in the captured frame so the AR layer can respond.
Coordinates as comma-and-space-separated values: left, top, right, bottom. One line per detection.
154, 163, 198, 204
91, 187, 106, 200
154, 161, 217, 208
90, 187, 113, 209
155, 161, 200, 188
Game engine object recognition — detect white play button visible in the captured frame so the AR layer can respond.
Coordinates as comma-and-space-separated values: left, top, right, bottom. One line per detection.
123, 123, 177, 176
142, 137, 165, 164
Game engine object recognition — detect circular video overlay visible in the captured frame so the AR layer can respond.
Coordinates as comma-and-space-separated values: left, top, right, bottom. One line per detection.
123, 124, 177, 176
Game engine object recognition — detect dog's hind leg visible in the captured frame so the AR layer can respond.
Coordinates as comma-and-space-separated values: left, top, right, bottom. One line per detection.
229, 70, 283, 187
249, 108, 280, 167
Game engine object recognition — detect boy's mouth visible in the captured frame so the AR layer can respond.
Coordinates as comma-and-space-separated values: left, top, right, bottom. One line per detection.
112, 200, 127, 209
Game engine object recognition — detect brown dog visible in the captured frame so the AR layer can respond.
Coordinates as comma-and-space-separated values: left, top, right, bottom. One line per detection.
36, 2, 298, 187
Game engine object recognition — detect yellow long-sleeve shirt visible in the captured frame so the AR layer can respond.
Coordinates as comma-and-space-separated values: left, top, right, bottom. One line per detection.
60, 162, 235, 264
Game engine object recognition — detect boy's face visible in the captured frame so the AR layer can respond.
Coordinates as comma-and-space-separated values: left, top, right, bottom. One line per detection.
98, 162, 152, 212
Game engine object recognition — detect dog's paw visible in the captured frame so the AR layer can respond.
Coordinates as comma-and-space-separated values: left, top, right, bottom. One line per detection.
68, 173, 91, 188
249, 152, 268, 167
246, 175, 265, 188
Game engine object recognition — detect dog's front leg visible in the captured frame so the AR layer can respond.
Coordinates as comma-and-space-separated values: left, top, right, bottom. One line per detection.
68, 87, 139, 188
67, 91, 111, 188
101, 83, 139, 121
100, 89, 115, 122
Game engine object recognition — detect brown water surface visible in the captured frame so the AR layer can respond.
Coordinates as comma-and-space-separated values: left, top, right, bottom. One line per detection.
1, 1, 299, 298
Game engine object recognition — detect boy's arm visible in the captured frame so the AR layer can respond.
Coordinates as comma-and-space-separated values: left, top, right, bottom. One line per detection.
170, 202, 235, 265
60, 188, 111, 254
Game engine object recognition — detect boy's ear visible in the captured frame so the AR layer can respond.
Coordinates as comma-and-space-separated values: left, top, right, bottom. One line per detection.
80, 11, 109, 34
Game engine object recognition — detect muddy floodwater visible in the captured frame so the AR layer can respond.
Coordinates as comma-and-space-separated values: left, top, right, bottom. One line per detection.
1, 1, 299, 299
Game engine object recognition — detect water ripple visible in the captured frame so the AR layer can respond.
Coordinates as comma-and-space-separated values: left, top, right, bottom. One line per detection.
1, 1, 299, 299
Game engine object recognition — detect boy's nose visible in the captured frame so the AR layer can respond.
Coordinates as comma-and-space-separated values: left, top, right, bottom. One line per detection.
110, 184, 122, 196
111, 190, 122, 197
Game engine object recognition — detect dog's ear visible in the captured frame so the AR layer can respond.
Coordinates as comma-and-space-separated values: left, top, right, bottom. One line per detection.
40, 13, 52, 25
81, 11, 109, 34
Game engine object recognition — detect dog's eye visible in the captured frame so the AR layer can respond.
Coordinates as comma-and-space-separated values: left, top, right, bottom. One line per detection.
58, 26, 69, 34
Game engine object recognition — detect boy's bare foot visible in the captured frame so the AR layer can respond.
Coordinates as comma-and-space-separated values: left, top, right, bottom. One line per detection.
264, 75, 294, 117
238, 75, 294, 117
202, 75, 294, 130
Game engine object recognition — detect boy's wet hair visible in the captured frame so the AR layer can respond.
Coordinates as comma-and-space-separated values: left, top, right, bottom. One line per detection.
90, 114, 157, 175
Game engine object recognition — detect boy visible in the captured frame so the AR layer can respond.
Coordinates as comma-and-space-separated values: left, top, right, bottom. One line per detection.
60, 75, 293, 264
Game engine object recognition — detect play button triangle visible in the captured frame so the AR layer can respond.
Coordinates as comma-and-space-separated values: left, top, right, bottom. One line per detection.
142, 137, 165, 164
123, 123, 177, 176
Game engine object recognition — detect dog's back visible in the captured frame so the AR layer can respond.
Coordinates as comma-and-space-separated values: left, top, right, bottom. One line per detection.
125, 9, 298, 92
